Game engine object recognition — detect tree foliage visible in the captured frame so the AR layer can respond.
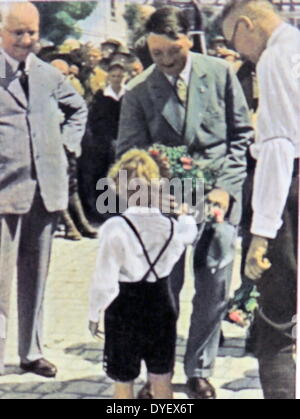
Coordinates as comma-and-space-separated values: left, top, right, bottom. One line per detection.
123, 3, 141, 32
123, 3, 151, 46
34, 1, 97, 45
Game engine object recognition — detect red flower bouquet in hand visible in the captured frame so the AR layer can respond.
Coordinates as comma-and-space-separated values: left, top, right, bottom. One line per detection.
148, 144, 222, 222
148, 144, 217, 189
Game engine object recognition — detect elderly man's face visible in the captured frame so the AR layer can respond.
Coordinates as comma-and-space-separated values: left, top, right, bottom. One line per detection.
0, 6, 40, 62
147, 33, 193, 77
222, 16, 263, 64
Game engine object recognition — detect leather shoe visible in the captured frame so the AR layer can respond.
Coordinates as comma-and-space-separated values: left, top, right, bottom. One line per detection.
187, 377, 216, 399
80, 228, 98, 239
20, 358, 57, 378
137, 382, 153, 399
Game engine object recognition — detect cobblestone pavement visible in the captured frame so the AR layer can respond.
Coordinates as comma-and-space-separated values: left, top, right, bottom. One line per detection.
0, 234, 263, 400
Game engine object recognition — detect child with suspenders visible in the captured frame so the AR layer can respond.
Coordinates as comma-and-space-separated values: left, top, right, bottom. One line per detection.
89, 149, 197, 399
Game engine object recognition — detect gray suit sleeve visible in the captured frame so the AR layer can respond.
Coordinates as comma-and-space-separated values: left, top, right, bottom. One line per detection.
55, 76, 88, 158
215, 66, 254, 199
116, 88, 151, 158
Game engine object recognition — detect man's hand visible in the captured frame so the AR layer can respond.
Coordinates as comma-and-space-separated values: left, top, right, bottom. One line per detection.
207, 188, 230, 213
245, 235, 272, 281
160, 192, 178, 215
89, 321, 104, 339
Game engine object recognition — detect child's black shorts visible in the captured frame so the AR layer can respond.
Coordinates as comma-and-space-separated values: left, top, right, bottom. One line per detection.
103, 278, 177, 382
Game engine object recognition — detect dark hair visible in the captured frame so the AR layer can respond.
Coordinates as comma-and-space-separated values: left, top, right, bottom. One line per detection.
145, 6, 190, 40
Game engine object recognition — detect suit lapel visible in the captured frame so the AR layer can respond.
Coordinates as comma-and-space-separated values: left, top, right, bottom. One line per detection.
148, 68, 186, 135
0, 56, 28, 109
184, 54, 210, 144
27, 55, 44, 107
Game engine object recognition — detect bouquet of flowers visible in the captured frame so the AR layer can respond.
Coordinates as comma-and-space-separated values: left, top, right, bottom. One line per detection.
148, 144, 224, 223
148, 144, 221, 189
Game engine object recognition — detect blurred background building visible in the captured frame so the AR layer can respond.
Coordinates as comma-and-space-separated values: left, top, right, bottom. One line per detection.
24, 1, 300, 48
78, 0, 300, 47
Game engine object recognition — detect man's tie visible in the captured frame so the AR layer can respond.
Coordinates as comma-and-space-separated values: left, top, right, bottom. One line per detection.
175, 75, 188, 106
18, 61, 36, 179
18, 61, 29, 99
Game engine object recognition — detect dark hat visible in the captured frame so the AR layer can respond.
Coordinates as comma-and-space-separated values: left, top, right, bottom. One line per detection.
110, 52, 132, 67
108, 61, 126, 71
48, 53, 75, 66
101, 38, 122, 48
117, 45, 130, 55
37, 45, 58, 62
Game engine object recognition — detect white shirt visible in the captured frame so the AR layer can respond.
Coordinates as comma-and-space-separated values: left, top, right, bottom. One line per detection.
164, 52, 192, 86
89, 207, 197, 322
103, 84, 126, 102
250, 23, 300, 239
1, 48, 32, 74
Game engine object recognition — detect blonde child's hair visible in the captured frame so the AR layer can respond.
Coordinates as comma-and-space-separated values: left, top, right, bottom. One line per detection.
108, 149, 160, 187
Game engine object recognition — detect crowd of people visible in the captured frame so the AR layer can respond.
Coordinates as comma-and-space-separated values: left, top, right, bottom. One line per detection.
0, 0, 298, 400
35, 7, 257, 240
38, 33, 145, 236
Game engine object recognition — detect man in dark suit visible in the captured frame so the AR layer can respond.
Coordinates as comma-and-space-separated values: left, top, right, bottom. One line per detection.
117, 6, 253, 399
0, 2, 87, 377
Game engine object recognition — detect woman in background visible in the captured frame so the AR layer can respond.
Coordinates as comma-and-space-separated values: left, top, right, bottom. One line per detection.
79, 62, 126, 222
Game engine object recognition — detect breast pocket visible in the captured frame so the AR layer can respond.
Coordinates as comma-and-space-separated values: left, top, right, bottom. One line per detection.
201, 109, 227, 140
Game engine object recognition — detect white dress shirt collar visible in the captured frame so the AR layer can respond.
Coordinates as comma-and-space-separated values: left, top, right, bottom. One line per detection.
164, 52, 192, 86
266, 22, 289, 49
1, 49, 32, 74
103, 84, 126, 102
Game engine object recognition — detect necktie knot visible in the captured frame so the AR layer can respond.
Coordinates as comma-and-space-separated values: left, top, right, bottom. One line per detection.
175, 76, 187, 106
18, 61, 26, 73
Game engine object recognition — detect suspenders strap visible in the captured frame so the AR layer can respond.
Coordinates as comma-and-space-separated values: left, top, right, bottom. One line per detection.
119, 214, 174, 282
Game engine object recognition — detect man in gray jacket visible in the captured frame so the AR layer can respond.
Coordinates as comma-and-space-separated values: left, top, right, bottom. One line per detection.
117, 6, 253, 398
0, 2, 87, 377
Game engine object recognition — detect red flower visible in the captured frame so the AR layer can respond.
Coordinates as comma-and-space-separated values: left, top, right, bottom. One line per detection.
149, 149, 160, 157
183, 164, 193, 171
211, 207, 224, 223
180, 157, 193, 164
228, 311, 247, 327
